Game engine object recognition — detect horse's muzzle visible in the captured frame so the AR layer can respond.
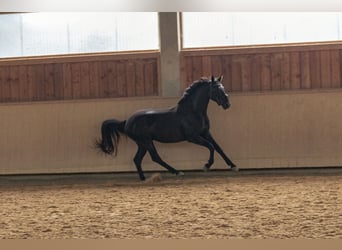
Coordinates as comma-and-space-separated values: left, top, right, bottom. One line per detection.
222, 102, 230, 109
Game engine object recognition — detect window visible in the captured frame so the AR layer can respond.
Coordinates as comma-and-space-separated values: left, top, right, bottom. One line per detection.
182, 12, 342, 48
0, 12, 159, 58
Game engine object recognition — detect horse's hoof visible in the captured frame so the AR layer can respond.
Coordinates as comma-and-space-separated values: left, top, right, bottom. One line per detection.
176, 171, 184, 176
231, 166, 239, 172
203, 166, 210, 172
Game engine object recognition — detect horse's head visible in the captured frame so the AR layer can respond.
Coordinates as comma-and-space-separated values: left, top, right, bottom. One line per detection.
209, 75, 230, 109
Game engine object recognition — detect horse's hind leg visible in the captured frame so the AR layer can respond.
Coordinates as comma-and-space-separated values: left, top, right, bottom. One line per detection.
146, 141, 183, 176
133, 144, 147, 181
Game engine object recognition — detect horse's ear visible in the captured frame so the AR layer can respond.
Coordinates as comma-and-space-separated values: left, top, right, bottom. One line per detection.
217, 75, 223, 82
211, 75, 215, 83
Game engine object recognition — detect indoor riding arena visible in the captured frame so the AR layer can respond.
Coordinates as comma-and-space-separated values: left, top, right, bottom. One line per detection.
0, 12, 341, 239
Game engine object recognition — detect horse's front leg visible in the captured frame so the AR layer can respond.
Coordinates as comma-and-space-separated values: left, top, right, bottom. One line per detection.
202, 132, 238, 172
188, 136, 215, 170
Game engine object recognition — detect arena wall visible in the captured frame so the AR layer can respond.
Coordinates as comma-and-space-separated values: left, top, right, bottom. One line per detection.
1, 14, 342, 175
1, 89, 342, 175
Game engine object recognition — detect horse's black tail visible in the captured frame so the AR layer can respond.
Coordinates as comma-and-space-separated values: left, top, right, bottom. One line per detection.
95, 119, 126, 156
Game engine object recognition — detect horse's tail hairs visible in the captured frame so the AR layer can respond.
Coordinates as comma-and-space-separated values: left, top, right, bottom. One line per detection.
94, 119, 126, 156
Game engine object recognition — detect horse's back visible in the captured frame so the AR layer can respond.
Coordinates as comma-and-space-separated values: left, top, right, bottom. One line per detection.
125, 107, 185, 143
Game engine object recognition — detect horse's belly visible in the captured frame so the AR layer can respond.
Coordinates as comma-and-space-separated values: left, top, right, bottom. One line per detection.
150, 127, 185, 143
153, 134, 185, 143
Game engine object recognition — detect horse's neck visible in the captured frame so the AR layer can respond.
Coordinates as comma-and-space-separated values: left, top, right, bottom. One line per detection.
179, 86, 210, 115
192, 90, 210, 115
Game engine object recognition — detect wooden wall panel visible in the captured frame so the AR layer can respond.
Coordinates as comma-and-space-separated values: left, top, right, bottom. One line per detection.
231, 55, 242, 92
221, 56, 232, 91
183, 56, 193, 89
192, 56, 203, 81
135, 60, 145, 96
1, 67, 11, 101
18, 65, 28, 101
117, 61, 127, 97
26, 66, 35, 101
107, 61, 118, 98
80, 62, 90, 98
211, 55, 223, 77
33, 65, 45, 100
270, 53, 282, 91
330, 50, 341, 88
88, 62, 99, 98
62, 63, 72, 100
281, 53, 290, 90
300, 52, 311, 89
289, 52, 301, 90
309, 51, 321, 89
240, 55, 252, 91
126, 62, 136, 97
251, 55, 261, 91
53, 64, 64, 100
9, 66, 19, 102
181, 43, 342, 93
144, 61, 155, 96
320, 51, 331, 89
0, 52, 160, 103
71, 63, 81, 99
260, 54, 271, 91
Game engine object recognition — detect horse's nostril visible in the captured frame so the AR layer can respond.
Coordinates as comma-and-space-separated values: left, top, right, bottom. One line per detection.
222, 102, 230, 109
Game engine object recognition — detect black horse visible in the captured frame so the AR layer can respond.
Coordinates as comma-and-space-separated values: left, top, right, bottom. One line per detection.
96, 75, 238, 180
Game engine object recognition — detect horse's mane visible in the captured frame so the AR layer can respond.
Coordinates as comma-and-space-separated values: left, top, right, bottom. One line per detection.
178, 77, 210, 105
